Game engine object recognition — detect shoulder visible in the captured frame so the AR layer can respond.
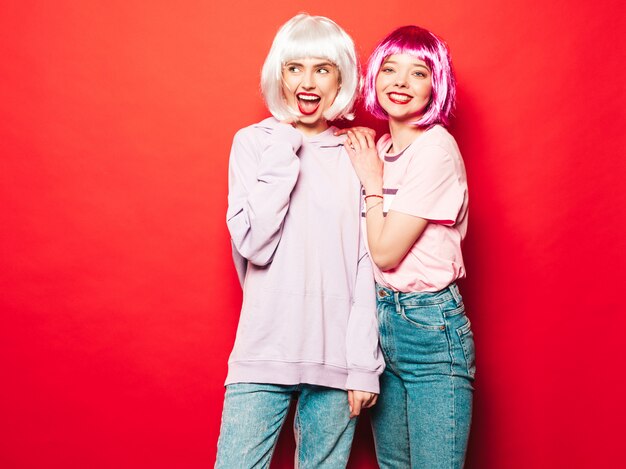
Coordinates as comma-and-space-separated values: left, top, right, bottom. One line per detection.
399, 129, 459, 178
407, 127, 466, 183
229, 118, 277, 165
310, 126, 345, 149
416, 125, 461, 157
233, 117, 277, 144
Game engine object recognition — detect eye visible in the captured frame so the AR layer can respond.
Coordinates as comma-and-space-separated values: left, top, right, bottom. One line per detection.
413, 71, 427, 78
317, 67, 330, 74
381, 67, 395, 73
286, 65, 301, 73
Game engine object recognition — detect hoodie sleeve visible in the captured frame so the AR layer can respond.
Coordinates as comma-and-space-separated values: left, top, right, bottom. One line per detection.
226, 124, 302, 266
345, 221, 385, 393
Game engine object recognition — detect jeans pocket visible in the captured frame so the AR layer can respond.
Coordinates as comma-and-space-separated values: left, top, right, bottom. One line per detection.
456, 318, 476, 378
400, 304, 445, 331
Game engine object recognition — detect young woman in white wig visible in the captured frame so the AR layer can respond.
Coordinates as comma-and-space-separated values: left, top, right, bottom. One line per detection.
215, 14, 384, 468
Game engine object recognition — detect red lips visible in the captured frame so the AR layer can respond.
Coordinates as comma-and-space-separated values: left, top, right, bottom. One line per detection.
387, 92, 413, 105
297, 93, 321, 115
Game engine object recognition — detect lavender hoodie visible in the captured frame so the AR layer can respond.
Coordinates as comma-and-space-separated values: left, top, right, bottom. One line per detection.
225, 118, 384, 393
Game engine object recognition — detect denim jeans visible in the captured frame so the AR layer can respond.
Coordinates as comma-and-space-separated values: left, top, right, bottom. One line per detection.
370, 283, 475, 469
215, 383, 356, 469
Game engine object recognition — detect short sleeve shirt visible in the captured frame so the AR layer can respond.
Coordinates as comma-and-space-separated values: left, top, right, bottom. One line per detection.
365, 125, 468, 292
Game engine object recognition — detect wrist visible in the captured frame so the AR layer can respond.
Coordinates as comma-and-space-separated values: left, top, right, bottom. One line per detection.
364, 194, 383, 203
363, 177, 383, 193
365, 200, 383, 216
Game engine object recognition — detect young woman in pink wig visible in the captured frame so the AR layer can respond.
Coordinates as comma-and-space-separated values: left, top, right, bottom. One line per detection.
343, 25, 475, 468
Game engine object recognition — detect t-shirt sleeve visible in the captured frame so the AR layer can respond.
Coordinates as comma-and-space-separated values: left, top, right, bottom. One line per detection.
390, 144, 465, 225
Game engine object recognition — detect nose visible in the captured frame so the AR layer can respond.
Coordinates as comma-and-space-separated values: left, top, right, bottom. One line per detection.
301, 69, 315, 90
394, 71, 409, 88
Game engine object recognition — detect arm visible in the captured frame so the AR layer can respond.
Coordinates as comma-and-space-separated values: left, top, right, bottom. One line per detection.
226, 124, 302, 266
345, 130, 428, 271
345, 227, 385, 416
363, 206, 428, 272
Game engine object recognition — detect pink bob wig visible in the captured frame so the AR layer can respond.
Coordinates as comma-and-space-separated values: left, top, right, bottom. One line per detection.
364, 25, 456, 127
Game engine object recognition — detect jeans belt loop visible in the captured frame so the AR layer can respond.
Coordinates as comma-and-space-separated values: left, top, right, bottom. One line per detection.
449, 283, 461, 304
393, 291, 402, 315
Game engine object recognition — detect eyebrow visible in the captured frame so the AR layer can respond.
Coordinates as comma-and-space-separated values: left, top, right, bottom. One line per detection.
383, 60, 431, 71
285, 61, 335, 68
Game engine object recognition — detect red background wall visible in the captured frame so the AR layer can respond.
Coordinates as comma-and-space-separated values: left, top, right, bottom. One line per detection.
2, 0, 625, 467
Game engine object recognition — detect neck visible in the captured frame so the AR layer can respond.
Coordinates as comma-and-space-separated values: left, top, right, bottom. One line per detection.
388, 118, 426, 153
294, 120, 329, 137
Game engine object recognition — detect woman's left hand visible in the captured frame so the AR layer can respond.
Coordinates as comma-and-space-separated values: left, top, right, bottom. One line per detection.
344, 129, 383, 194
347, 389, 378, 418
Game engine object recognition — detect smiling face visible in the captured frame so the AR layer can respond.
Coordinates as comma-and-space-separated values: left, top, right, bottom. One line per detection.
281, 57, 340, 135
375, 53, 433, 123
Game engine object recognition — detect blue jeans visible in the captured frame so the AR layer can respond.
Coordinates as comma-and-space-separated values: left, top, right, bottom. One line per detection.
215, 383, 356, 468
370, 283, 475, 469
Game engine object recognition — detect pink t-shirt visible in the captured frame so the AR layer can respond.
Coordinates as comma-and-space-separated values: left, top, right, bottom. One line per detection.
364, 125, 468, 292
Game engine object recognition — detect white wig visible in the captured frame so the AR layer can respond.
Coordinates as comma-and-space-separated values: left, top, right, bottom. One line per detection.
261, 13, 359, 121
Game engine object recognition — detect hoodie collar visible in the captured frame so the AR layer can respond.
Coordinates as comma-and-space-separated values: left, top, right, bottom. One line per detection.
256, 117, 343, 148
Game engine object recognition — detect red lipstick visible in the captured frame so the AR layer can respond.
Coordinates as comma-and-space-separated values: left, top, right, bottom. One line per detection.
387, 92, 413, 105
297, 92, 321, 115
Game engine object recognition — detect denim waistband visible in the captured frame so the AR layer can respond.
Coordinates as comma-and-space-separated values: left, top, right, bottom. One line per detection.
376, 283, 462, 306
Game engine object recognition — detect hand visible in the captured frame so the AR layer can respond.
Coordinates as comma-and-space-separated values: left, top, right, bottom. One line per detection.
348, 390, 378, 418
334, 126, 376, 138
344, 129, 383, 193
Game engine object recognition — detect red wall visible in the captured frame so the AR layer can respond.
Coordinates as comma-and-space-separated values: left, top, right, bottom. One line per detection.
1, 1, 625, 468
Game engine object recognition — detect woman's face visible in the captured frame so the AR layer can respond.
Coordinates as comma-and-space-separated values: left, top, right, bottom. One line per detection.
281, 57, 340, 135
375, 53, 432, 123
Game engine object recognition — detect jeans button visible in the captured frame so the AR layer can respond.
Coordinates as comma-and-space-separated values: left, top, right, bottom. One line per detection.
378, 289, 388, 297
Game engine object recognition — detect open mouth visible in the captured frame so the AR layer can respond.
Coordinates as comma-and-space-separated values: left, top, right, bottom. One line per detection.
297, 93, 321, 115
388, 92, 413, 104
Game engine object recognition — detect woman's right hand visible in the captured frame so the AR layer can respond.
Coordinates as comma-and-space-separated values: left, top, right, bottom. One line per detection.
348, 389, 378, 418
